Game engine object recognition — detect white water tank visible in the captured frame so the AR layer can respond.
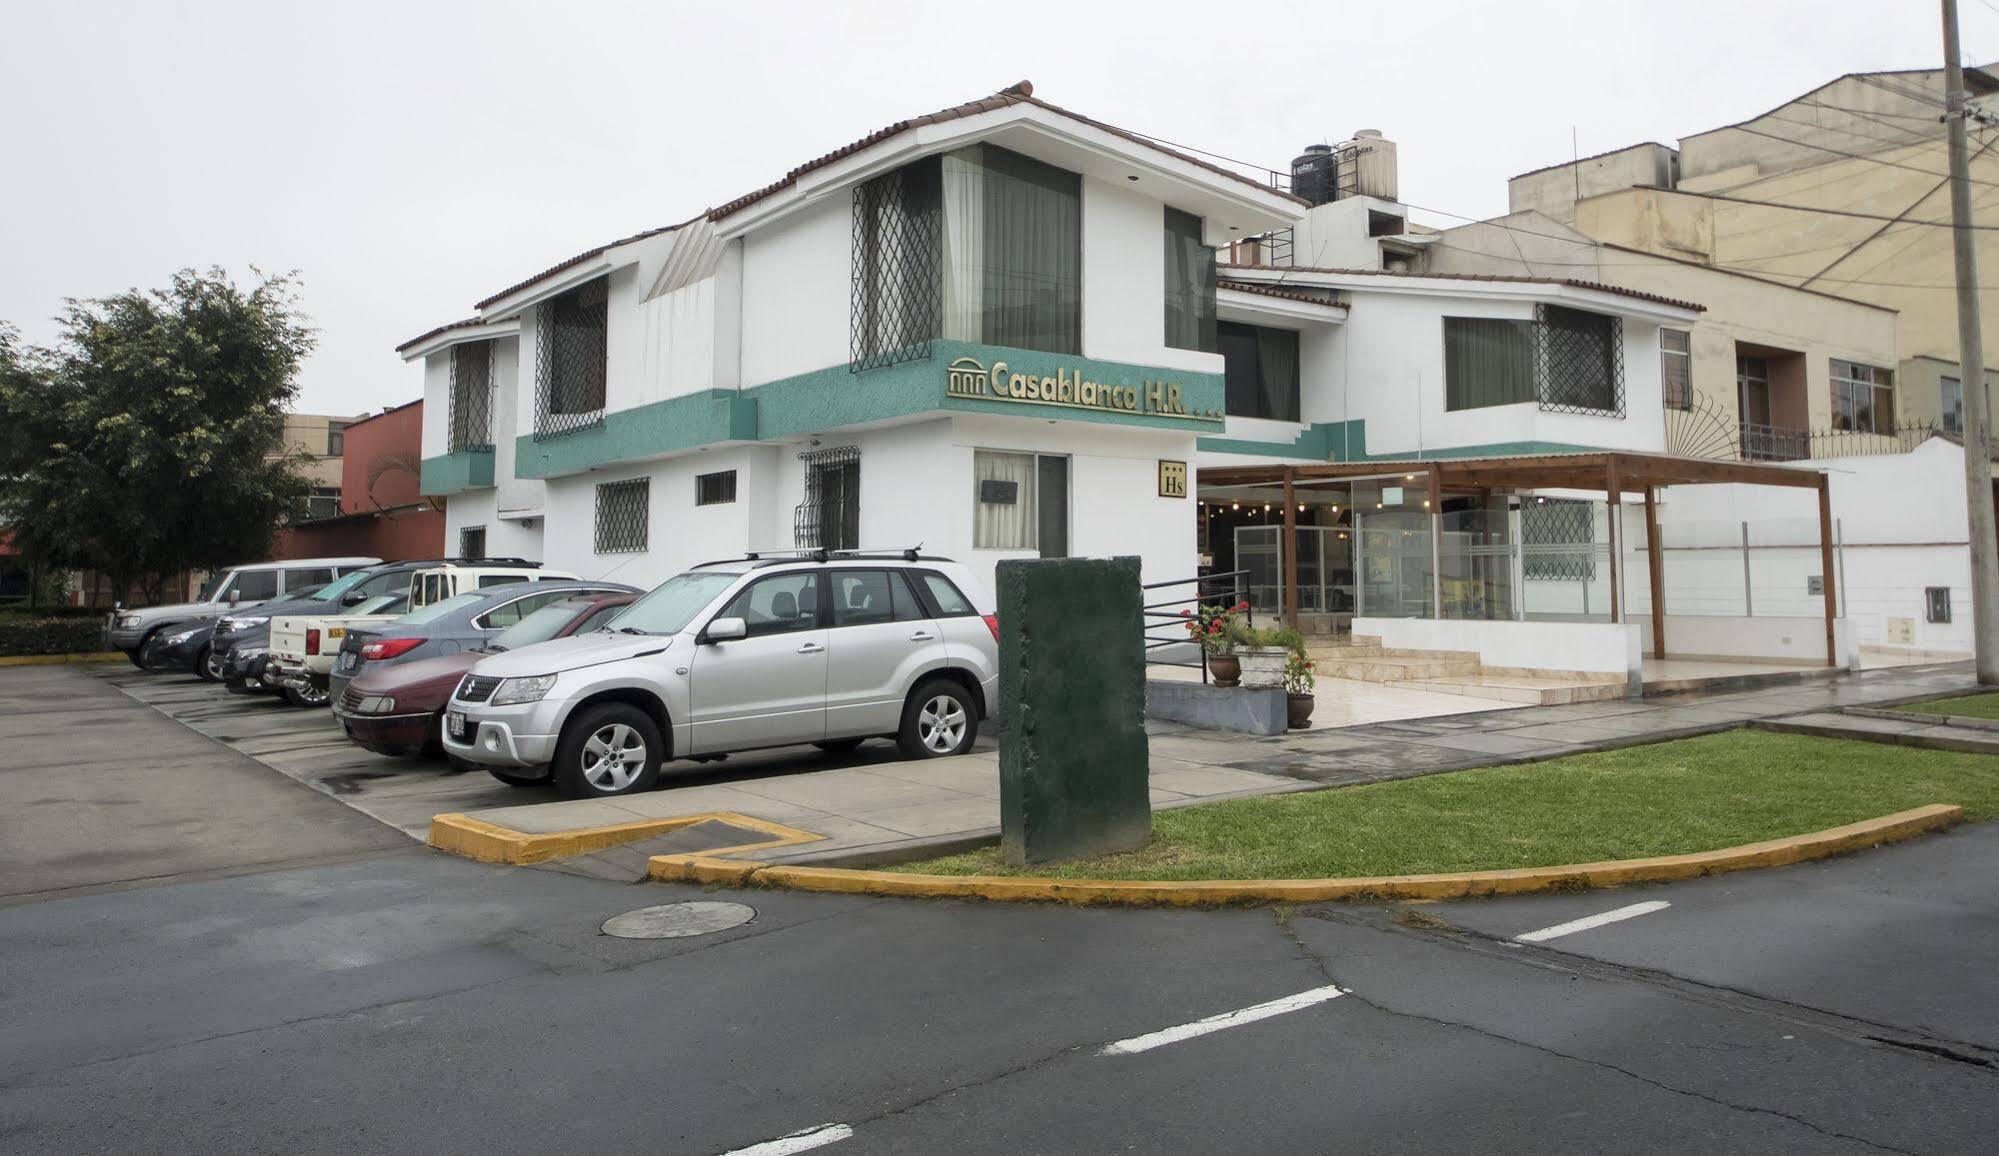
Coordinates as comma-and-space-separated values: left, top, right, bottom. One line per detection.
1343, 129, 1399, 202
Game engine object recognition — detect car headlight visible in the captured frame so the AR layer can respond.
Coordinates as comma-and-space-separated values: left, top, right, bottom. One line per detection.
221, 616, 268, 632
356, 695, 397, 714
491, 674, 558, 706
117, 614, 140, 629
164, 627, 201, 645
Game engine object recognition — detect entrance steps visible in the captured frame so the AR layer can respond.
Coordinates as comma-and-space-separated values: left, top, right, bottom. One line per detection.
1304, 635, 1628, 706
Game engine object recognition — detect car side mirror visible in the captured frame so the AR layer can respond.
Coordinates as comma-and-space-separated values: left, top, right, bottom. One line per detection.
342, 590, 367, 606
703, 616, 747, 643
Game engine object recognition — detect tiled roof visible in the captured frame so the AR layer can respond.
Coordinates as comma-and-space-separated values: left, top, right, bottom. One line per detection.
394, 317, 486, 354
1217, 262, 1705, 313
473, 216, 699, 311
1216, 280, 1349, 309
443, 81, 1304, 341
708, 80, 1306, 221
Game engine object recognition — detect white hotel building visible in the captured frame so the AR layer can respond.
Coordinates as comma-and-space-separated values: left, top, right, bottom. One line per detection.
407, 82, 1893, 688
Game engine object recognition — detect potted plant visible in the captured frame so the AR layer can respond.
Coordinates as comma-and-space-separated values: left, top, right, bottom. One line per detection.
1235, 624, 1303, 690
1183, 600, 1250, 686
1283, 651, 1316, 729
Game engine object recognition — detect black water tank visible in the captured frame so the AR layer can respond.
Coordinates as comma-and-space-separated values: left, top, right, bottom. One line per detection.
1291, 143, 1338, 206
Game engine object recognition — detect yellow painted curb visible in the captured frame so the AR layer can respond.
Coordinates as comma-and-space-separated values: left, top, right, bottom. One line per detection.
428, 809, 824, 866
670, 804, 1964, 908
0, 651, 126, 668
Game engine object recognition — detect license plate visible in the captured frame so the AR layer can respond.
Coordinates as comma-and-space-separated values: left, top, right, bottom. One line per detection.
338, 651, 358, 671
447, 711, 468, 740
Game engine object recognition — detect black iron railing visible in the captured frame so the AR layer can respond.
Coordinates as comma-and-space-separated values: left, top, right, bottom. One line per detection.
1141, 569, 1250, 686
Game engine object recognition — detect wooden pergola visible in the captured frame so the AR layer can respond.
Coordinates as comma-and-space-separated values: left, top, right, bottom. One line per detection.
1198, 452, 1840, 667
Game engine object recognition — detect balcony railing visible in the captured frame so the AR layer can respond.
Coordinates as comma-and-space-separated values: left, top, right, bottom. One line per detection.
1738, 422, 1810, 462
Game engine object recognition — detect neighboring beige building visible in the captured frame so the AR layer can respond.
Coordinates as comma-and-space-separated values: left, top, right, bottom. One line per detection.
1506, 64, 1999, 437
274, 412, 363, 518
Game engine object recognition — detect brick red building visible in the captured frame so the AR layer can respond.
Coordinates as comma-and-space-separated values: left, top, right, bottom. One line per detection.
273, 400, 445, 562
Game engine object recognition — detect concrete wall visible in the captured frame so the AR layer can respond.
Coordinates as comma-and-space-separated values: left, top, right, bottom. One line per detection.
1355, 614, 1642, 678
440, 489, 544, 564
740, 197, 850, 388
1506, 142, 1678, 225
1638, 613, 1855, 667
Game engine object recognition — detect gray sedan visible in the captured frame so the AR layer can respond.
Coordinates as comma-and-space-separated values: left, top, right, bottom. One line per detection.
329, 580, 638, 704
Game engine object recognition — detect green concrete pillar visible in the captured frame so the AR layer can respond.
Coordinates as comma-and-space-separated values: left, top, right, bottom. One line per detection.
997, 556, 1151, 866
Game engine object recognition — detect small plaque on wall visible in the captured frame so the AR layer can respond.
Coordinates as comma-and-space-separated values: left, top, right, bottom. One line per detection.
1158, 459, 1188, 498
980, 479, 1019, 505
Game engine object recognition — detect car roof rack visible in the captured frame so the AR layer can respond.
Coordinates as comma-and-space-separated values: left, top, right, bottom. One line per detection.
696, 545, 946, 568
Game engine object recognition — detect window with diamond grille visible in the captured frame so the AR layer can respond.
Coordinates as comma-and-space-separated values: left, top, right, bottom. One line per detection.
594, 478, 649, 554
459, 526, 486, 561
448, 340, 494, 451
794, 446, 860, 549
535, 277, 609, 439
851, 158, 942, 372
1521, 499, 1596, 581
1535, 305, 1623, 416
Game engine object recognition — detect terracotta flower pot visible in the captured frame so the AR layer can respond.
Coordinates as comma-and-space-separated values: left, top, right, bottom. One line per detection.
1208, 653, 1241, 687
1286, 692, 1315, 729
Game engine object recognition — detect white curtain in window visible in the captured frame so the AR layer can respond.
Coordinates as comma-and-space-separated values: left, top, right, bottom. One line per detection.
973, 450, 1036, 550
941, 149, 984, 342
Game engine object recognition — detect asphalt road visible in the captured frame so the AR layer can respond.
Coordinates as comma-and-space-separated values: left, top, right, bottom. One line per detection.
3, 665, 1996, 1153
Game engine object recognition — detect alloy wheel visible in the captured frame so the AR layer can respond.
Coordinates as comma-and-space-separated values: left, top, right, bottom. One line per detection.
917, 694, 968, 754
204, 651, 226, 681
581, 723, 648, 792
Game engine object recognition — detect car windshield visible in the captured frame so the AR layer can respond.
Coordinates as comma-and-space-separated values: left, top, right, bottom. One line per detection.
349, 594, 407, 615
612, 571, 743, 635
307, 569, 376, 602
486, 600, 592, 653
395, 591, 485, 625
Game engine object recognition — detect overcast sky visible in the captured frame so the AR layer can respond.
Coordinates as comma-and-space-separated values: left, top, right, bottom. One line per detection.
2, 0, 1991, 416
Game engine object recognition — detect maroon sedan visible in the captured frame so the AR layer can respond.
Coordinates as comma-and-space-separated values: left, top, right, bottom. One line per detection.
333, 592, 636, 757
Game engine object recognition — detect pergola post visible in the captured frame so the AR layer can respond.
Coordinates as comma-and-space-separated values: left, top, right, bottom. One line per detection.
1818, 475, 1839, 668
1427, 465, 1443, 619
1605, 459, 1622, 625
1282, 466, 1298, 629
1644, 485, 1666, 659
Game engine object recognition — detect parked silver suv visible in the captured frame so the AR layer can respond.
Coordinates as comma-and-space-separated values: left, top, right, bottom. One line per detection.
441, 552, 999, 797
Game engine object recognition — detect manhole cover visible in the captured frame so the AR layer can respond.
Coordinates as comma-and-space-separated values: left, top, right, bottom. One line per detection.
601, 900, 756, 939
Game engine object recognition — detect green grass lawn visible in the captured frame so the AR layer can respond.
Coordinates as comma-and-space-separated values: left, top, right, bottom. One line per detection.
893, 730, 1999, 882
1895, 691, 1999, 720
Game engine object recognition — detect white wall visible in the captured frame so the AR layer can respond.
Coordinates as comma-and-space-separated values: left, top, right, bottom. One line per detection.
489, 337, 544, 517
1651, 440, 1973, 655
740, 197, 850, 387
535, 446, 786, 591
1355, 615, 1642, 679
442, 489, 545, 564
1081, 176, 1225, 376
1638, 614, 1855, 667
1338, 291, 1668, 458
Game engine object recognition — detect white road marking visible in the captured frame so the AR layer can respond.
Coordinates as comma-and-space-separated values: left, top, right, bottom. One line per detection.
1515, 900, 1672, 943
1098, 984, 1348, 1056
717, 1123, 853, 1155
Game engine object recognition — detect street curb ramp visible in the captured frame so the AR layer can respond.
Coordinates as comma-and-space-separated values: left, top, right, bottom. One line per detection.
648, 804, 1964, 907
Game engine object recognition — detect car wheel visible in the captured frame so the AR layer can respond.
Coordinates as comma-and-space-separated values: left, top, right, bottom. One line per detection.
421, 711, 445, 759
488, 768, 547, 789
553, 703, 663, 798
124, 648, 148, 670
130, 630, 164, 671
283, 682, 331, 709
813, 738, 866, 755
898, 679, 978, 759
195, 645, 223, 683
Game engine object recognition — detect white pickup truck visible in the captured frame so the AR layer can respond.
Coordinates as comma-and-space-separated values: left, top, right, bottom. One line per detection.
267, 565, 570, 707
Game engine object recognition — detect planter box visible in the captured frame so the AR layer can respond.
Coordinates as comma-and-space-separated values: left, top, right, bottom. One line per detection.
1237, 647, 1289, 689
1145, 679, 1288, 736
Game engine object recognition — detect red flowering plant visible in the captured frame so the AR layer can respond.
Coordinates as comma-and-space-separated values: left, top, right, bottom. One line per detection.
1181, 600, 1251, 656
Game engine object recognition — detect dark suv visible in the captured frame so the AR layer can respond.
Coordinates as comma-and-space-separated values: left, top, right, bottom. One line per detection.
217, 558, 539, 695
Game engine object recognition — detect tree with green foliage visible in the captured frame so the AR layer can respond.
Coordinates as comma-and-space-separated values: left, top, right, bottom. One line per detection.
0, 268, 316, 605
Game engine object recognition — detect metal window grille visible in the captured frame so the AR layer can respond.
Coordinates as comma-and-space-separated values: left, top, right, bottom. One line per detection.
1535, 305, 1624, 417
794, 446, 860, 549
448, 340, 494, 452
695, 469, 737, 506
594, 478, 649, 554
850, 159, 941, 373
534, 278, 609, 440
1927, 586, 1952, 624
1521, 499, 1596, 581
459, 526, 487, 560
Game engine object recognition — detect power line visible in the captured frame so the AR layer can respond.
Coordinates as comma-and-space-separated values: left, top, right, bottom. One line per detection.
1722, 120, 1999, 188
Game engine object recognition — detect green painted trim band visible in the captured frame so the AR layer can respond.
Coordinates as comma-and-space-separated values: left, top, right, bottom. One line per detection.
420, 450, 496, 495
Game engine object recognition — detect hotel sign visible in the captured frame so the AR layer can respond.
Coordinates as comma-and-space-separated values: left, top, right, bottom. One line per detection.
945, 357, 1222, 423
1157, 460, 1188, 498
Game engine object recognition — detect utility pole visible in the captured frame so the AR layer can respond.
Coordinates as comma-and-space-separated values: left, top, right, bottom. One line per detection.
1944, 0, 1999, 683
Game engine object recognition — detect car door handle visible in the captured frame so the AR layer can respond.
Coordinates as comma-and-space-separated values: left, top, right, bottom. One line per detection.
797, 642, 825, 654
908, 631, 935, 642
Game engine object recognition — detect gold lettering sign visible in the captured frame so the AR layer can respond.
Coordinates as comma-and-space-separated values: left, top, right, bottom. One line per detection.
1158, 459, 1188, 499
944, 356, 1222, 422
